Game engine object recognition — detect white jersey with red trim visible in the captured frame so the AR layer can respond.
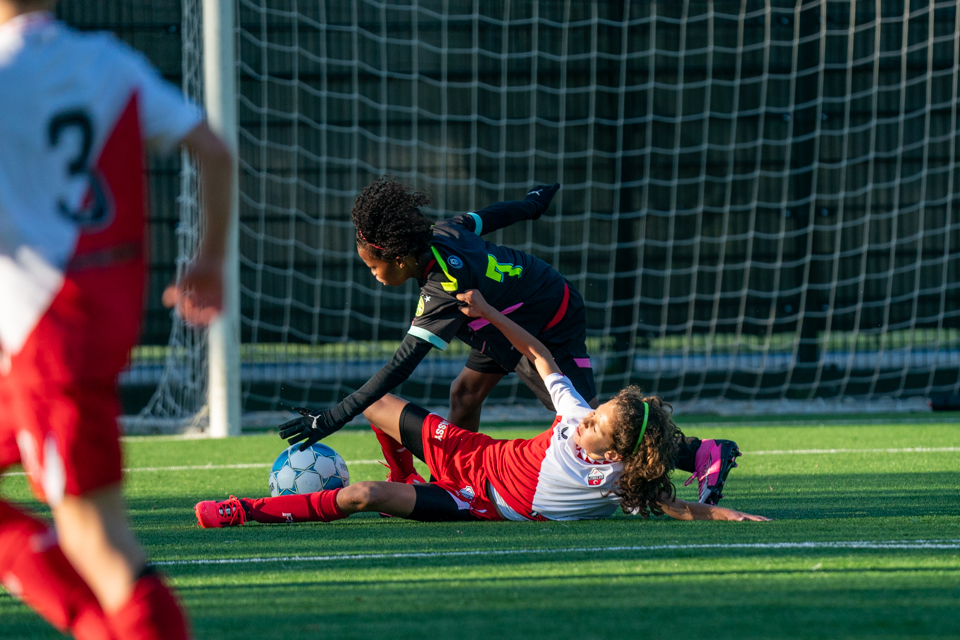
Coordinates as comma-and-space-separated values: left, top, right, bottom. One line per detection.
0, 13, 200, 356
484, 373, 624, 521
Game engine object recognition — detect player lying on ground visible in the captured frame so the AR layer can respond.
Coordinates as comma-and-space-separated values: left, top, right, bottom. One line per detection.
195, 290, 768, 527
280, 177, 740, 504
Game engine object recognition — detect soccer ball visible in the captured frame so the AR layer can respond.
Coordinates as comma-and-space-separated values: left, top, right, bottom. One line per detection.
269, 443, 350, 497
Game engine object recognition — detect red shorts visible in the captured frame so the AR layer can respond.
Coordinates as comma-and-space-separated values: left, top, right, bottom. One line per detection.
421, 414, 504, 521
0, 262, 142, 504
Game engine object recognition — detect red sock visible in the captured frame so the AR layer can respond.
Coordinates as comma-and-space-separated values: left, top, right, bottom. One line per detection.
371, 424, 416, 480
106, 571, 189, 640
0, 500, 114, 640
247, 488, 348, 523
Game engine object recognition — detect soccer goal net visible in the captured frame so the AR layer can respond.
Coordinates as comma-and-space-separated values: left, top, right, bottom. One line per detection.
135, 0, 960, 430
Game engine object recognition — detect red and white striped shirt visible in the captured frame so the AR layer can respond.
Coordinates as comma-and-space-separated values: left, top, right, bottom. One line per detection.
0, 13, 200, 356
485, 373, 623, 521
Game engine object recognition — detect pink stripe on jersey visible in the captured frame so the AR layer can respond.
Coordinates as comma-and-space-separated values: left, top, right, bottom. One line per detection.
467, 302, 523, 331
574, 358, 591, 369
544, 283, 570, 330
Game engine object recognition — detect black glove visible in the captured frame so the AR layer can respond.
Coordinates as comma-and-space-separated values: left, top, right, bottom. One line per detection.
278, 407, 345, 451
524, 183, 560, 217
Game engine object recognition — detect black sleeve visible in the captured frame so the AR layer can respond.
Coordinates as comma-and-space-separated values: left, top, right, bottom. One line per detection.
465, 199, 545, 236
326, 333, 434, 425
453, 184, 558, 236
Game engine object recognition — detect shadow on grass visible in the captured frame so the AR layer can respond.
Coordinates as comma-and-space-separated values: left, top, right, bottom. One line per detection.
725, 471, 959, 518
9, 469, 955, 525
171, 564, 960, 590
122, 469, 958, 530
184, 575, 960, 640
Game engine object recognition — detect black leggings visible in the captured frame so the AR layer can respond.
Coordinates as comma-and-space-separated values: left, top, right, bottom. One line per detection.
674, 435, 702, 474
397, 402, 430, 462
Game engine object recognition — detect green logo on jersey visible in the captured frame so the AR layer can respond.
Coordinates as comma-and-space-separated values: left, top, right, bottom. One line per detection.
416, 295, 425, 317
430, 246, 459, 292
485, 254, 523, 282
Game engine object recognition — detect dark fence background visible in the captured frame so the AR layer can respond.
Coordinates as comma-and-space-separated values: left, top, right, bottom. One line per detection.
58, 0, 960, 412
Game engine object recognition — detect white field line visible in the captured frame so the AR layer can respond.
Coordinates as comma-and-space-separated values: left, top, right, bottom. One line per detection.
3, 460, 385, 477
152, 539, 960, 567
752, 447, 960, 455
5, 447, 959, 478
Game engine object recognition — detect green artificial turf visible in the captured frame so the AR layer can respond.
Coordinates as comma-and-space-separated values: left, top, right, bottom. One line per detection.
1, 420, 958, 639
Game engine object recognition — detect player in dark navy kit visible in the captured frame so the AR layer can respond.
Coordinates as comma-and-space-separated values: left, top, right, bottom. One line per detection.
284, 179, 593, 431
281, 178, 741, 505
359, 179, 596, 428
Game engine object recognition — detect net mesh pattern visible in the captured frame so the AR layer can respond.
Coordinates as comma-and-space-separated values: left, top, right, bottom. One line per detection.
140, 0, 960, 423
138, 0, 209, 425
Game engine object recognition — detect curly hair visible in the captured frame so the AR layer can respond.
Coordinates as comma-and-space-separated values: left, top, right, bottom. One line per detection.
607, 388, 679, 518
351, 177, 434, 262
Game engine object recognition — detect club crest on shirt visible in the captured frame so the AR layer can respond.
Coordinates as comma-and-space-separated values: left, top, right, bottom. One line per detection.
587, 469, 605, 486
458, 485, 475, 500
416, 295, 425, 316
447, 255, 463, 269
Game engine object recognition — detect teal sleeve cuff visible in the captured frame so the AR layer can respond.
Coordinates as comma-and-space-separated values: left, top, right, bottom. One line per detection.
467, 212, 483, 235
408, 326, 450, 350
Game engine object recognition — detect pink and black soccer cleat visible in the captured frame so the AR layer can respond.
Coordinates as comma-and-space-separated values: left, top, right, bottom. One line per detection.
195, 496, 249, 528
684, 439, 741, 505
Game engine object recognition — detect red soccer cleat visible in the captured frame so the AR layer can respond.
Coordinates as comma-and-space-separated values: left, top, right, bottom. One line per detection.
195, 496, 249, 528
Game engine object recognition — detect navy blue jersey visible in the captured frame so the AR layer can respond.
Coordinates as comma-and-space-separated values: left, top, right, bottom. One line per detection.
409, 211, 566, 371
317, 188, 591, 429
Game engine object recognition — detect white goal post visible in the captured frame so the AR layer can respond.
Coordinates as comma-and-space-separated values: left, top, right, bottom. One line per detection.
201, 0, 242, 437
133, 0, 960, 434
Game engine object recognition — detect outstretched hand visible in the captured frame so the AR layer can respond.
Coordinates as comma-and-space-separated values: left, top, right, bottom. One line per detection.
524, 183, 560, 216
456, 289, 494, 319
162, 257, 224, 327
278, 407, 345, 451
712, 507, 771, 522
658, 494, 771, 522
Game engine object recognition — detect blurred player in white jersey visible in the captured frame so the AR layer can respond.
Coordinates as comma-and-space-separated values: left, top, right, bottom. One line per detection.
0, 1, 233, 638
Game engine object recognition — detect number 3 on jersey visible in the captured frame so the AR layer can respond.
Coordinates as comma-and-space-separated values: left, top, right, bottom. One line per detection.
486, 254, 523, 282
48, 108, 112, 227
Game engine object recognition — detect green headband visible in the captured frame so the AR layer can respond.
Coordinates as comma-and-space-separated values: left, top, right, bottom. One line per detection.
631, 402, 649, 457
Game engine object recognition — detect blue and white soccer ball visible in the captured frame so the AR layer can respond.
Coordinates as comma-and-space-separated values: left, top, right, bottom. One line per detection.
269, 443, 350, 497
